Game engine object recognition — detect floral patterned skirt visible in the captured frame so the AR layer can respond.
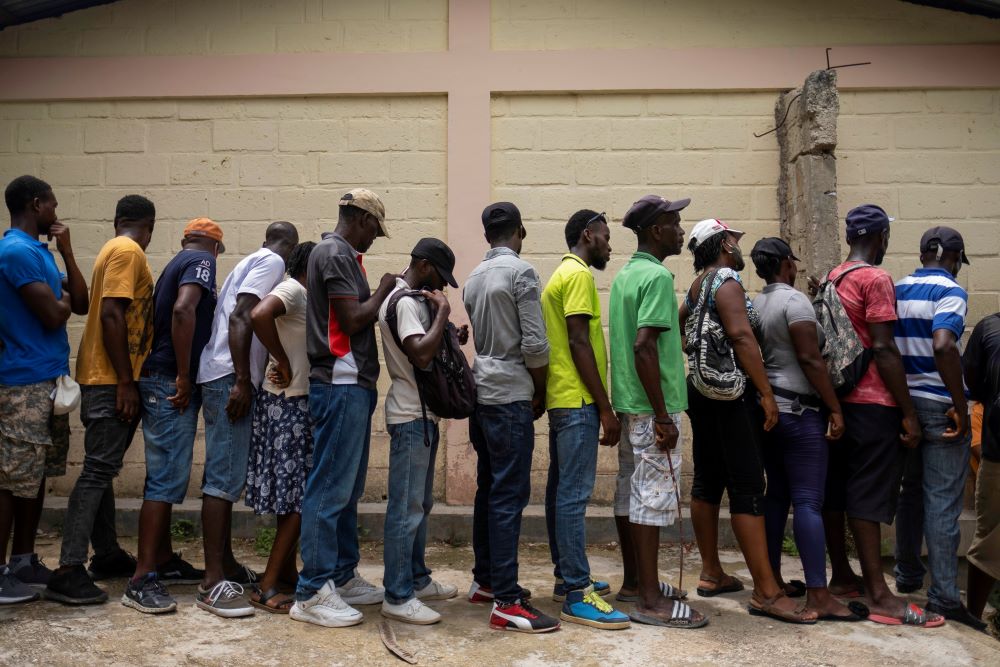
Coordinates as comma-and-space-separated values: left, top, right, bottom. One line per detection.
245, 390, 313, 515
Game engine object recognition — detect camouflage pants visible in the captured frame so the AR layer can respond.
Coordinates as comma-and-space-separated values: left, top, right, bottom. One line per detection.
0, 381, 70, 498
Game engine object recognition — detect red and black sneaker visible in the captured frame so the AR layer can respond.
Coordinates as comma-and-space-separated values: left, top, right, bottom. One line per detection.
490, 599, 560, 633
468, 581, 533, 604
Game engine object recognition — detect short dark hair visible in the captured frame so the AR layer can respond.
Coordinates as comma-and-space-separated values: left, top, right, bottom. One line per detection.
689, 232, 726, 272
287, 241, 316, 278
565, 209, 602, 249
485, 220, 521, 243
265, 220, 298, 245
5, 175, 52, 215
115, 194, 155, 223
751, 251, 782, 281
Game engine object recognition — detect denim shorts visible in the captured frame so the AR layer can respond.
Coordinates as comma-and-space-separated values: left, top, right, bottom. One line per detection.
201, 373, 253, 503
140, 374, 202, 505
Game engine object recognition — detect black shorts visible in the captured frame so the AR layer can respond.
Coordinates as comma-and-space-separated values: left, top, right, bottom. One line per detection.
823, 402, 905, 524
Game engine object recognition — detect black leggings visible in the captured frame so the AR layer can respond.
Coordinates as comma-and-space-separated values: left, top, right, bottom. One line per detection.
686, 377, 766, 516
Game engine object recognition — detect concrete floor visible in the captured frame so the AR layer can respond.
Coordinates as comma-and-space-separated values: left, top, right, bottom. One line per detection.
1, 534, 998, 666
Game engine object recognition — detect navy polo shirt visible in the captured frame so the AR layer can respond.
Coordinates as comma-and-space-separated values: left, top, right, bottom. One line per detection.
0, 228, 70, 385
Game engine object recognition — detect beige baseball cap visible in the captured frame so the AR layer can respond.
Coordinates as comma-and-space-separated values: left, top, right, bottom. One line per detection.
339, 188, 388, 238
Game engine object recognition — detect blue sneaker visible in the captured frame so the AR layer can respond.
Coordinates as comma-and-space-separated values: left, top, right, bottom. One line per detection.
560, 586, 630, 630
553, 577, 611, 602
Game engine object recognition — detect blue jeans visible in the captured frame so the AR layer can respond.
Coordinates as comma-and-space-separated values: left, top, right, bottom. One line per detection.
470, 401, 534, 603
894, 396, 971, 609
544, 404, 599, 591
762, 409, 829, 589
383, 419, 439, 604
296, 382, 377, 600
200, 374, 253, 503
139, 374, 201, 505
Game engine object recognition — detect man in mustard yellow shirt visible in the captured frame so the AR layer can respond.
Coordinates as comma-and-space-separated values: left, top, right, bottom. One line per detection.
46, 195, 156, 605
541, 209, 629, 630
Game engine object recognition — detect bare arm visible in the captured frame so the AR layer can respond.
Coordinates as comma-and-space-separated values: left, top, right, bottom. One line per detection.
868, 321, 921, 447
400, 291, 450, 370
19, 282, 71, 330
788, 320, 844, 439
634, 325, 678, 449
100, 296, 139, 421
50, 222, 88, 315
715, 280, 777, 430
568, 314, 619, 447
250, 294, 289, 374
932, 328, 969, 439
330, 273, 398, 337
167, 284, 203, 413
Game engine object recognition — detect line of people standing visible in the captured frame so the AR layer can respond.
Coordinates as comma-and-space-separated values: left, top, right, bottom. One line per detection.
1, 175, 997, 636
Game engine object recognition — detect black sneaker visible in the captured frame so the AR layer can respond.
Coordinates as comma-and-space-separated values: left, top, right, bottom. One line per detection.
45, 564, 108, 605
490, 599, 561, 633
87, 548, 137, 581
0, 565, 39, 605
122, 573, 177, 614
228, 562, 259, 587
926, 601, 988, 632
9, 553, 52, 591
157, 552, 204, 585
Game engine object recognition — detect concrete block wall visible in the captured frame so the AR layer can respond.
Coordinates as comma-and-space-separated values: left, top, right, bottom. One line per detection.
0, 0, 449, 57
0, 95, 448, 502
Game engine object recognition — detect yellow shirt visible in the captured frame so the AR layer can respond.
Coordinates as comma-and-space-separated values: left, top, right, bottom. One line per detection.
542, 253, 607, 410
76, 236, 154, 385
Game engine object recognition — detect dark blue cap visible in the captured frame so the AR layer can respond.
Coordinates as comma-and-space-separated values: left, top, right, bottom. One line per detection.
845, 204, 894, 242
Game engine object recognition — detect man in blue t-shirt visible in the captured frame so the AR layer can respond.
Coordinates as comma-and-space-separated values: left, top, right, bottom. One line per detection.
123, 218, 223, 615
0, 175, 88, 604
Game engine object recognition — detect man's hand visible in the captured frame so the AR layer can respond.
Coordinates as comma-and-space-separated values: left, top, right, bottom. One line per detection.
599, 408, 621, 447
457, 324, 469, 346
942, 406, 969, 441
761, 394, 779, 431
531, 392, 545, 420
48, 221, 74, 257
826, 410, 845, 440
654, 417, 679, 451
168, 375, 192, 414
116, 380, 140, 422
901, 412, 922, 448
807, 275, 821, 298
267, 359, 292, 389
226, 377, 253, 423
377, 272, 399, 295
423, 289, 451, 318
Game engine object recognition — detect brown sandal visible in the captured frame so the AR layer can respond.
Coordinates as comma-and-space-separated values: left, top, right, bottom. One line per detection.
249, 587, 294, 614
747, 590, 817, 624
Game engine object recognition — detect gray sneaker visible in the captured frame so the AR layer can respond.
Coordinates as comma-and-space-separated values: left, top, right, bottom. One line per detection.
122, 573, 177, 614
0, 565, 39, 605
195, 580, 254, 618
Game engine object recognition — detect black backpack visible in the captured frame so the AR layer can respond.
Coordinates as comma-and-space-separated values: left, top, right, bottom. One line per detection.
812, 263, 876, 397
384, 289, 477, 445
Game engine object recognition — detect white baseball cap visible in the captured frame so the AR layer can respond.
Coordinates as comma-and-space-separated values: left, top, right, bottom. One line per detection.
689, 218, 744, 250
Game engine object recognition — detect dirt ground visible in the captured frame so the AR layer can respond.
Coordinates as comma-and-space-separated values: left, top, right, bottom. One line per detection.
1, 533, 998, 667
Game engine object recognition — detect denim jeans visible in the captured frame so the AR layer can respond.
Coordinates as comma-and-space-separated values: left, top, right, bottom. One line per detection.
200, 374, 253, 503
296, 382, 377, 600
544, 404, 599, 591
762, 409, 829, 589
139, 374, 201, 505
894, 396, 971, 609
383, 419, 439, 604
470, 401, 534, 603
59, 385, 138, 567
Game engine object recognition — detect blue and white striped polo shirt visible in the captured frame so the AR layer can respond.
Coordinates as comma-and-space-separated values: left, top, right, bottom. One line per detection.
894, 267, 968, 403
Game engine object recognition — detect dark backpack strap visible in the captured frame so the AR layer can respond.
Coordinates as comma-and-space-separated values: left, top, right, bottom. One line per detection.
385, 289, 428, 352
827, 261, 872, 286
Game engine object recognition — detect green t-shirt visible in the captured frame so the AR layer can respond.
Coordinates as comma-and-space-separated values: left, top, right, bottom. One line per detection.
609, 251, 688, 414
542, 253, 607, 409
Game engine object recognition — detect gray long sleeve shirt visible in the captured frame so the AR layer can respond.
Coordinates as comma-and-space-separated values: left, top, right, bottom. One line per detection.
463, 247, 549, 405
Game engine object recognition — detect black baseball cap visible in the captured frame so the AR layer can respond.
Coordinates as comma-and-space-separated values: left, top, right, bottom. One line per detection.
920, 226, 970, 264
751, 237, 799, 261
411, 237, 458, 288
481, 202, 522, 235
846, 204, 893, 241
623, 194, 690, 231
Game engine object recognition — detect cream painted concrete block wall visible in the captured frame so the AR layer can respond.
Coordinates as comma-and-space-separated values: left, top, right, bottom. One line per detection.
0, 95, 447, 501
492, 0, 1000, 50
0, 0, 449, 56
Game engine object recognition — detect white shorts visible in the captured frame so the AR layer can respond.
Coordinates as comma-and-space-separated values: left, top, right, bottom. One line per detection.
613, 413, 682, 528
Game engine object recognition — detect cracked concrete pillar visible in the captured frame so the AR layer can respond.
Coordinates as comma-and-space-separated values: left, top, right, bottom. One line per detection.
775, 69, 840, 288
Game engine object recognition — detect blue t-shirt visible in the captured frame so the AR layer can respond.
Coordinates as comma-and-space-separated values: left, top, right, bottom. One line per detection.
142, 249, 218, 379
0, 228, 70, 385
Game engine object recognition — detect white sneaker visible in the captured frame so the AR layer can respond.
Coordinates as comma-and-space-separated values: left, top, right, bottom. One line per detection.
336, 572, 384, 605
381, 598, 441, 625
415, 579, 458, 601
290, 580, 363, 628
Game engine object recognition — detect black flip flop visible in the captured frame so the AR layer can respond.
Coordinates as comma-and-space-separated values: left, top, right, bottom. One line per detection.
784, 580, 806, 598
696, 575, 745, 598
